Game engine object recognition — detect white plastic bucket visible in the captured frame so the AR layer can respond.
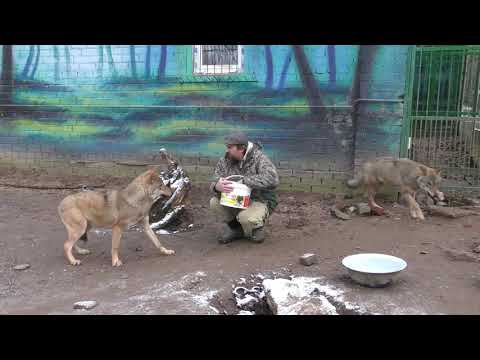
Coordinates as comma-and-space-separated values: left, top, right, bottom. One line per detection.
220, 176, 252, 209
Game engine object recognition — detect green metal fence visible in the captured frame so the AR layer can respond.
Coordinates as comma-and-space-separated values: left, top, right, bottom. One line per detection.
401, 45, 480, 190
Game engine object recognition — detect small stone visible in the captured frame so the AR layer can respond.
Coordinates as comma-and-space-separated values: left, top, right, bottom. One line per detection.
437, 201, 448, 207
13, 264, 30, 271
347, 206, 356, 214
120, 274, 129, 279
286, 217, 307, 229
135, 246, 143, 252
464, 224, 473, 228
420, 251, 428, 255
465, 198, 480, 206
473, 245, 480, 254
73, 301, 98, 310
443, 248, 479, 262
356, 203, 372, 216
300, 253, 318, 266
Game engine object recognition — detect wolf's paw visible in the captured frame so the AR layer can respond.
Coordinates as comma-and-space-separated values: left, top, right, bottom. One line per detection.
371, 206, 385, 216
161, 248, 175, 256
112, 258, 123, 267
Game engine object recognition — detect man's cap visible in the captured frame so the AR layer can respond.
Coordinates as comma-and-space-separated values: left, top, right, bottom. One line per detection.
224, 132, 248, 146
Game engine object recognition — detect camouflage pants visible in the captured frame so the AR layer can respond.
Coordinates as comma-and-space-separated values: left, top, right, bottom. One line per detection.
209, 197, 269, 237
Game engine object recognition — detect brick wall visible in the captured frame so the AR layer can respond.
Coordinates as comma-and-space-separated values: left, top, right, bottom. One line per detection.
0, 45, 409, 193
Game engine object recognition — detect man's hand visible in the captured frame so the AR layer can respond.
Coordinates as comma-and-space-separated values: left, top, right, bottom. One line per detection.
215, 178, 234, 193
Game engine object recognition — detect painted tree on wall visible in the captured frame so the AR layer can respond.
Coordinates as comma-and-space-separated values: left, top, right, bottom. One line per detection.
97, 45, 104, 80
351, 45, 378, 103
30, 45, 41, 79
105, 45, 117, 78
145, 45, 151, 79
22, 45, 41, 80
53, 46, 60, 82
157, 45, 167, 79
64, 45, 71, 79
1, 45, 14, 105
291, 45, 324, 119
129, 45, 137, 79
264, 45, 273, 89
327, 45, 336, 87
21, 45, 35, 79
277, 49, 292, 90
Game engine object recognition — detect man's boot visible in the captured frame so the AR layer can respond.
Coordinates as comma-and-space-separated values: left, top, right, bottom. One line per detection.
219, 219, 245, 244
249, 227, 266, 243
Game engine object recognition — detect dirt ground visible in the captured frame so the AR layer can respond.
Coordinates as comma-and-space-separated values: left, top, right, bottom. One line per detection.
1, 169, 480, 315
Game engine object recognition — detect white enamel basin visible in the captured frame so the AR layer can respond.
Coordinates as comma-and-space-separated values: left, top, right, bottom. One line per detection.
342, 253, 407, 288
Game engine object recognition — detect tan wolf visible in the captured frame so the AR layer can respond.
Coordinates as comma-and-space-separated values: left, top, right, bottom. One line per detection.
346, 158, 445, 220
58, 169, 179, 267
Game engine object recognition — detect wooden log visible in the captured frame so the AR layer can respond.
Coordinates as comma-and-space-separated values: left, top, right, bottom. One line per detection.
427, 205, 480, 219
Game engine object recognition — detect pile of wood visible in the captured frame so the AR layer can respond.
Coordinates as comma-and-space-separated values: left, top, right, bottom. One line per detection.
149, 149, 193, 231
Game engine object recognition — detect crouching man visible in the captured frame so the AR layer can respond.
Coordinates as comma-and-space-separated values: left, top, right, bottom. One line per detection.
209, 132, 279, 244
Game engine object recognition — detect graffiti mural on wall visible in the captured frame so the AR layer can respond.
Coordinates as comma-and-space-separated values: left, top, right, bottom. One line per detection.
0, 45, 407, 168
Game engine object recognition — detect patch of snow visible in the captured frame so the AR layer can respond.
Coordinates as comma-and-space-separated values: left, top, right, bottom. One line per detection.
263, 276, 365, 315
238, 310, 255, 315
236, 294, 258, 308
150, 205, 185, 230
209, 306, 220, 314
170, 179, 183, 190
156, 229, 171, 235
73, 300, 98, 310
107, 271, 217, 315
192, 290, 218, 308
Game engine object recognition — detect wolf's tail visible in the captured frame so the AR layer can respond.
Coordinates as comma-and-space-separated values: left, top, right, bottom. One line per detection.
346, 176, 363, 188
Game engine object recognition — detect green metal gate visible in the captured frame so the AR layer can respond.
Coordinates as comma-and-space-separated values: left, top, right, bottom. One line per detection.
401, 45, 480, 190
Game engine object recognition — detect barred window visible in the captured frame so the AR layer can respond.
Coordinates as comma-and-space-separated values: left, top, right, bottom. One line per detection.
193, 45, 243, 75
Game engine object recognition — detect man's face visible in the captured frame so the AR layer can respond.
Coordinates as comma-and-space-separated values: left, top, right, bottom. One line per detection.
226, 144, 245, 161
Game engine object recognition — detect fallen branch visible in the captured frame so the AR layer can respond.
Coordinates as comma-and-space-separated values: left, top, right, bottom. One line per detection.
150, 205, 186, 230
0, 183, 106, 190
427, 205, 480, 219
330, 205, 351, 220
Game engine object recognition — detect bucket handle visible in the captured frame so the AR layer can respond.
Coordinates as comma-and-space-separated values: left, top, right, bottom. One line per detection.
225, 175, 244, 181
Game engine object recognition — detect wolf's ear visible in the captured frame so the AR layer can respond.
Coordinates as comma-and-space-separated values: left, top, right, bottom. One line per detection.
146, 169, 159, 184
436, 169, 442, 177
